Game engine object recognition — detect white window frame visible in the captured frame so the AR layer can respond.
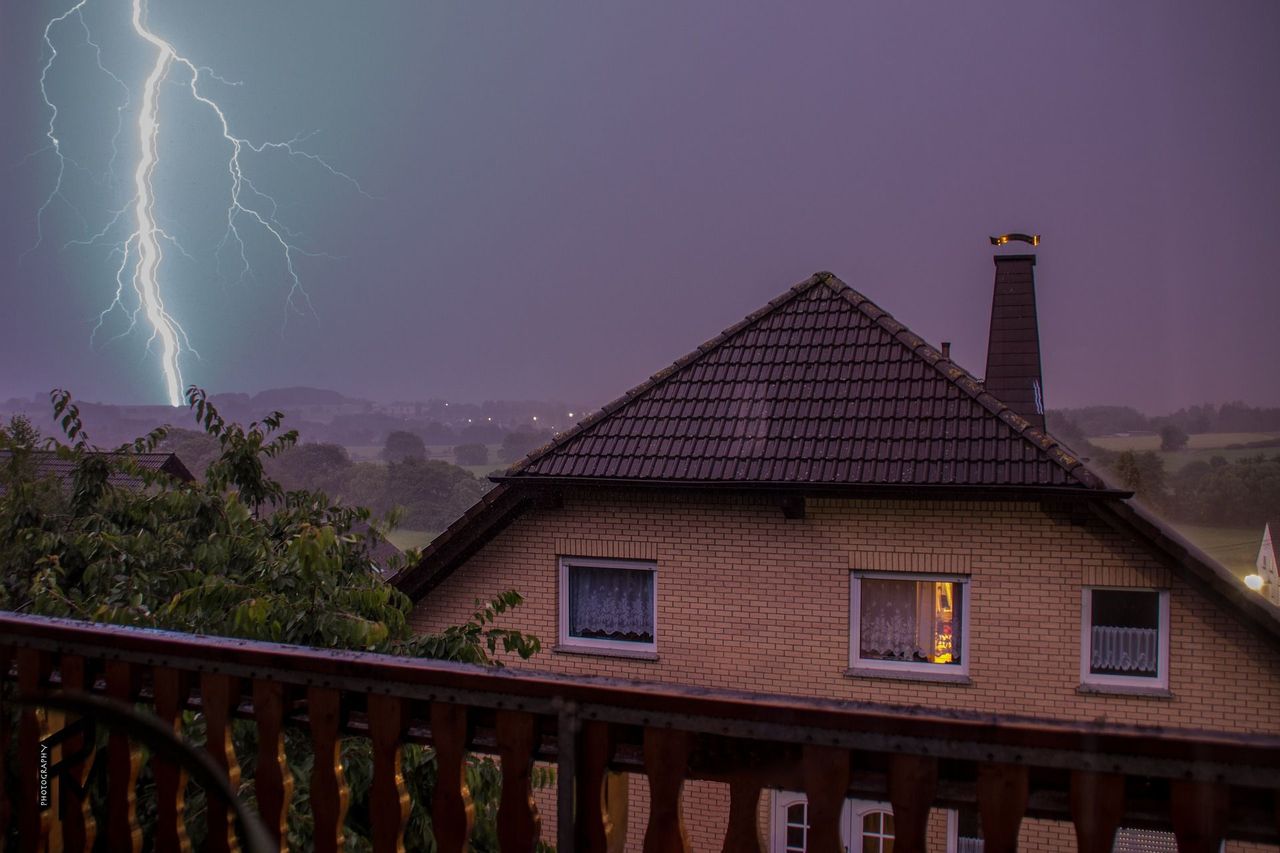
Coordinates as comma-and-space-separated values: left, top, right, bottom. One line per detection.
558, 556, 657, 653
849, 572, 971, 677
1080, 587, 1170, 691
769, 791, 958, 852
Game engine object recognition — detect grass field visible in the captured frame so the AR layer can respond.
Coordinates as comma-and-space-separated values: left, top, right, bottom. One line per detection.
385, 529, 439, 552
1166, 523, 1260, 579
1086, 432, 1280, 472
1087, 432, 1280, 453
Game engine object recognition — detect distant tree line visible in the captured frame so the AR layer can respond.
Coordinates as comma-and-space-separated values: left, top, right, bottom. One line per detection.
1048, 415, 1279, 527
161, 429, 491, 532
1050, 402, 1280, 439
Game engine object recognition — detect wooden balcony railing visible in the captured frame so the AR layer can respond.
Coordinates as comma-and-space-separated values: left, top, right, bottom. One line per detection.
1, 612, 1278, 852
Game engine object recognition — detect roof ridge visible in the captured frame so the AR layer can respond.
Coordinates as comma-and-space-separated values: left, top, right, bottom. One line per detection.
815, 274, 1104, 490
502, 273, 829, 477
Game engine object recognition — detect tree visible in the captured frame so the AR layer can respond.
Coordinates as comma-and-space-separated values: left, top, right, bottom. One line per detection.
1112, 450, 1167, 507
454, 443, 489, 466
266, 441, 352, 494
0, 414, 40, 448
0, 388, 542, 849
382, 429, 426, 463
1159, 424, 1189, 452
501, 429, 553, 463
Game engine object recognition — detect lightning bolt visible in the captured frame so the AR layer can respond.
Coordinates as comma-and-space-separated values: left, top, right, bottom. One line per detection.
33, 0, 369, 407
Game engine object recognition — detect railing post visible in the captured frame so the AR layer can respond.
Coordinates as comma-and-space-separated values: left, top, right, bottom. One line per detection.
368, 693, 410, 853
1170, 780, 1228, 853
888, 754, 938, 853
977, 762, 1028, 853
201, 673, 243, 853
642, 727, 694, 853
802, 745, 850, 853
721, 772, 764, 853
58, 655, 97, 853
152, 668, 191, 853
557, 702, 579, 853
308, 686, 349, 853
253, 679, 292, 851
17, 648, 52, 853
574, 718, 628, 853
496, 709, 542, 851
430, 701, 474, 853
1069, 771, 1124, 853
105, 659, 143, 853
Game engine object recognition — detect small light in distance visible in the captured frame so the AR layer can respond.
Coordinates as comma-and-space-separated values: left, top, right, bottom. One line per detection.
1244, 574, 1264, 592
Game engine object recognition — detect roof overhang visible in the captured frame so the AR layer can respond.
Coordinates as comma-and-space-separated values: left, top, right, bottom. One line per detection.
394, 479, 1129, 603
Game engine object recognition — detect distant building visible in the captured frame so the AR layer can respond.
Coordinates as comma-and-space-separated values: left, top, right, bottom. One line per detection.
396, 257, 1280, 851
1256, 520, 1280, 606
0, 450, 194, 494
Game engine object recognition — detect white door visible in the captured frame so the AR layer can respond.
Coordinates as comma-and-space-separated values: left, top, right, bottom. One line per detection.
771, 793, 955, 853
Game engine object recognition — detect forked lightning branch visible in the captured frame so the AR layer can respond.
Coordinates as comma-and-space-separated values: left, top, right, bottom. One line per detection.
33, 0, 366, 406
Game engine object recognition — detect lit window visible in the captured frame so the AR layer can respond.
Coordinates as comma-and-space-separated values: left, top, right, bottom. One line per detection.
1081, 588, 1169, 690
559, 558, 656, 653
850, 573, 968, 675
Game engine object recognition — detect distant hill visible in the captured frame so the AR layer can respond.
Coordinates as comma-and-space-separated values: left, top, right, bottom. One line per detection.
250, 387, 365, 408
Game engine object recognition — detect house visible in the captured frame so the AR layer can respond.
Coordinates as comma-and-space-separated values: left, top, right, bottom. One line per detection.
394, 255, 1280, 852
1255, 521, 1280, 606
0, 449, 195, 494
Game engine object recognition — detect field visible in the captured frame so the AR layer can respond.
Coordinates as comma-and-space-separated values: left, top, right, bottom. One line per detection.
1086, 432, 1280, 472
1168, 523, 1261, 579
385, 529, 439, 552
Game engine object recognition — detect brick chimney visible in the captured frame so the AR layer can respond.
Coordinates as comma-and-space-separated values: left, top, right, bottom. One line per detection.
984, 253, 1045, 430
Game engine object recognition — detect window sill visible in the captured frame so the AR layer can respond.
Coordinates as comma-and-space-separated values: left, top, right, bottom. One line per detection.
844, 666, 972, 686
553, 644, 659, 662
1077, 682, 1172, 698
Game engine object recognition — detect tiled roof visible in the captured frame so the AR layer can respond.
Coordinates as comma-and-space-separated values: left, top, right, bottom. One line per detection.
0, 450, 194, 492
504, 272, 1104, 490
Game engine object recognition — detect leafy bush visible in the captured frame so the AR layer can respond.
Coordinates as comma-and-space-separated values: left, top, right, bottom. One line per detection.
0, 388, 544, 849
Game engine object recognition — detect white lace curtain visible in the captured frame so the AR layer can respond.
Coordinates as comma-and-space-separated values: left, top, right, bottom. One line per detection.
569, 566, 654, 642
859, 580, 923, 661
1091, 625, 1159, 674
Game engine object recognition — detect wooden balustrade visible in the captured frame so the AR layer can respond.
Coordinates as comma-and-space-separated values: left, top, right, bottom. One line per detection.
0, 612, 1277, 851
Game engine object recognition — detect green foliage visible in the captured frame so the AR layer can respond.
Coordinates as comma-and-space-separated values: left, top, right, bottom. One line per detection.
1112, 450, 1167, 507
501, 429, 553, 464
0, 387, 544, 848
1159, 424, 1189, 452
0, 415, 40, 449
382, 430, 426, 463
1167, 453, 1280, 526
454, 442, 489, 466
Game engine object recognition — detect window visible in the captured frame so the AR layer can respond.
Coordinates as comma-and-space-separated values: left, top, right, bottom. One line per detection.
770, 794, 959, 853
558, 557, 656, 653
1081, 588, 1169, 690
851, 573, 969, 676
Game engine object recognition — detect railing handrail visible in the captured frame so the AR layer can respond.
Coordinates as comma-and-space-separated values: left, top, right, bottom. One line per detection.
2, 611, 1278, 784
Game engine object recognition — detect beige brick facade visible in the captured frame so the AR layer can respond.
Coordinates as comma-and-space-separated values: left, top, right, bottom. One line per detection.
411, 488, 1280, 850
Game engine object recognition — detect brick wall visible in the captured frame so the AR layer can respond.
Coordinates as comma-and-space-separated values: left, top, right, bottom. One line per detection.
412, 489, 1280, 848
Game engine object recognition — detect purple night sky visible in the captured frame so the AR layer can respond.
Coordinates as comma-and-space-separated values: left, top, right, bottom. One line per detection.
1, 1, 1278, 412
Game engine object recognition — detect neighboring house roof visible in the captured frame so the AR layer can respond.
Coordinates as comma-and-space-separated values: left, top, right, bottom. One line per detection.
0, 450, 195, 492
500, 272, 1105, 490
349, 521, 407, 578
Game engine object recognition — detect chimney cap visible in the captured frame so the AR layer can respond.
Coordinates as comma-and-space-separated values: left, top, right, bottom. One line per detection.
990, 233, 1040, 247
